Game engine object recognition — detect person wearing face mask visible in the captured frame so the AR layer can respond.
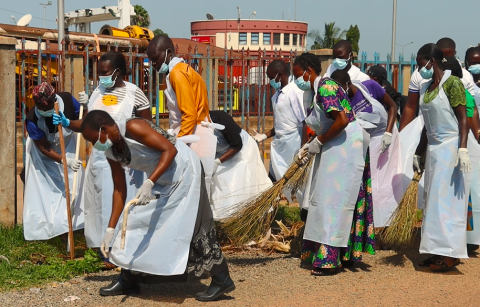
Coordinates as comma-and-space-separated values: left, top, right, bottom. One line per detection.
255, 60, 308, 186
292, 53, 372, 276
208, 111, 272, 220
72, 51, 151, 267
466, 46, 480, 88
330, 69, 401, 232
80, 110, 235, 300
23, 82, 86, 240
146, 35, 217, 194
412, 43, 472, 271
323, 40, 370, 82
400, 37, 475, 131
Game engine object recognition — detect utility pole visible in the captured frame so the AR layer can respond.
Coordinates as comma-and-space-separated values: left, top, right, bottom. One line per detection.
58, 0, 64, 50
40, 1, 52, 28
391, 0, 397, 59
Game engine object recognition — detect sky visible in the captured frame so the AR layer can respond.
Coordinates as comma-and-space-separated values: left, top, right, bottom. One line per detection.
0, 0, 478, 61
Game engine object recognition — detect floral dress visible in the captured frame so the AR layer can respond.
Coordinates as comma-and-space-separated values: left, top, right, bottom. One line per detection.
301, 78, 375, 269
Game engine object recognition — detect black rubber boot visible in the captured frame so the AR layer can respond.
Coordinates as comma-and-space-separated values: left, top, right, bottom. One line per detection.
99, 274, 140, 296
195, 271, 235, 302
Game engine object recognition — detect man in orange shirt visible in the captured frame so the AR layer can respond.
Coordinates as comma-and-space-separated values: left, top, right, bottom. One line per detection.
147, 35, 210, 137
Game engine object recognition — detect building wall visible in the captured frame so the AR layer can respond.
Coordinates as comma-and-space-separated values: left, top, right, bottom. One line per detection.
192, 19, 308, 53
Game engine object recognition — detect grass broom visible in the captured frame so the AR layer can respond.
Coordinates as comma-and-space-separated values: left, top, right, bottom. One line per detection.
380, 171, 423, 248
221, 151, 314, 246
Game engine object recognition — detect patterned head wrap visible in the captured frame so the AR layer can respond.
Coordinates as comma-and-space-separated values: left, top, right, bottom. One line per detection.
32, 82, 55, 106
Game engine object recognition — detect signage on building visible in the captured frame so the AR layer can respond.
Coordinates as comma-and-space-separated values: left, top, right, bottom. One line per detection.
191, 36, 211, 44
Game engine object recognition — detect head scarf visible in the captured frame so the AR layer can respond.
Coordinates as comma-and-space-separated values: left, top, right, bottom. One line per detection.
32, 82, 55, 106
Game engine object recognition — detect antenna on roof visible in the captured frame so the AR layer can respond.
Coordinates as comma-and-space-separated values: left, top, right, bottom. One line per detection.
17, 14, 32, 27
206, 13, 214, 20
251, 11, 256, 19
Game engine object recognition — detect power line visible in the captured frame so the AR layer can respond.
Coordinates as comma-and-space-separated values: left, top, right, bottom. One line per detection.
0, 7, 57, 23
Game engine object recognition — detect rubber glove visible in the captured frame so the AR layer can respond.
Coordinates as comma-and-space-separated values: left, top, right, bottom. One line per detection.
64, 158, 82, 172
252, 129, 267, 143
135, 179, 155, 205
380, 132, 392, 153
308, 137, 323, 155
100, 227, 115, 258
78, 91, 88, 107
298, 142, 310, 161
413, 155, 422, 173
52, 111, 70, 127
456, 148, 471, 173
212, 158, 221, 175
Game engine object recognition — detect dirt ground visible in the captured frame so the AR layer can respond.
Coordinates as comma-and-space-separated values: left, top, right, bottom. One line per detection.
1, 243, 480, 307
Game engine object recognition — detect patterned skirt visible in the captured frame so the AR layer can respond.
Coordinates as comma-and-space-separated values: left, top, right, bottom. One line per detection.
301, 150, 375, 269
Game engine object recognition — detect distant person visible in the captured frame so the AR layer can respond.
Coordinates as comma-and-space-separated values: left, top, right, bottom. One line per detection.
399, 37, 475, 130
367, 65, 406, 120
323, 40, 369, 82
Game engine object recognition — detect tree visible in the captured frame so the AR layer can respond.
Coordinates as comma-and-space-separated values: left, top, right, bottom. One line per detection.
346, 25, 360, 53
308, 22, 347, 50
153, 29, 168, 37
131, 4, 150, 28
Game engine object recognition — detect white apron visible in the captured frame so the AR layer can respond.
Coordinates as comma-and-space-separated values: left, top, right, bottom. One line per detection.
352, 81, 403, 227
269, 129, 302, 181
468, 84, 480, 244
419, 71, 471, 258
24, 97, 85, 240
165, 68, 217, 194
211, 130, 272, 220
107, 121, 200, 275
303, 99, 370, 247
83, 82, 144, 247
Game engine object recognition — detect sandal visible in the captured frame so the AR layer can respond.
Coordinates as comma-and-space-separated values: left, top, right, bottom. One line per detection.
311, 268, 340, 276
419, 256, 440, 267
430, 257, 460, 272
102, 260, 117, 270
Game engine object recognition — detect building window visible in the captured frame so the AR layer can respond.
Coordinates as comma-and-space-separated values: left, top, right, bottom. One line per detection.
239, 33, 247, 45
284, 33, 290, 46
292, 34, 298, 46
299, 34, 303, 47
263, 33, 271, 45
273, 33, 281, 45
251, 33, 259, 45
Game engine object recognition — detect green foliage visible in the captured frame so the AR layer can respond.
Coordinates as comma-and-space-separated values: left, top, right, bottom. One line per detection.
346, 25, 361, 53
0, 225, 102, 291
274, 205, 301, 225
308, 22, 347, 50
131, 4, 150, 28
153, 28, 168, 37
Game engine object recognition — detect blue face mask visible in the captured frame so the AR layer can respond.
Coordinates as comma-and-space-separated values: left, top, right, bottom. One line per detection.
99, 69, 117, 89
332, 53, 351, 70
295, 71, 311, 91
158, 49, 170, 74
468, 64, 480, 75
419, 60, 434, 79
38, 108, 55, 117
269, 73, 281, 90
93, 127, 113, 152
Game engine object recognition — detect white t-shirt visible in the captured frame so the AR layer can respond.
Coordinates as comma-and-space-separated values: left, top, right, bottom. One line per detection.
409, 68, 475, 96
272, 81, 306, 135
323, 64, 370, 82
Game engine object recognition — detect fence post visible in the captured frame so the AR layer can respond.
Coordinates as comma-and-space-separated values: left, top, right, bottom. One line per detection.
0, 36, 18, 226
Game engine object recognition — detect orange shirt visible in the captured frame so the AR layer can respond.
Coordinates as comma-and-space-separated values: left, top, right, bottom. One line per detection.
169, 62, 210, 137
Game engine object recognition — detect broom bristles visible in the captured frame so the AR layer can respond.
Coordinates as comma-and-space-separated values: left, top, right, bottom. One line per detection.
221, 154, 312, 245
380, 171, 423, 248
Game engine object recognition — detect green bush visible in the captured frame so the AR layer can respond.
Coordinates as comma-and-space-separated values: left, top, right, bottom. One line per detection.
275, 205, 301, 225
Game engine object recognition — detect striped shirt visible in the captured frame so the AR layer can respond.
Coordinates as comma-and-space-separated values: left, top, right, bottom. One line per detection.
104, 84, 151, 116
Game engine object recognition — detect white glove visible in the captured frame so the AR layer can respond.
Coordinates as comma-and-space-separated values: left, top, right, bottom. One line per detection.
65, 158, 82, 172
252, 129, 267, 143
456, 148, 471, 173
100, 227, 115, 258
212, 158, 221, 175
298, 143, 309, 160
78, 91, 88, 107
135, 179, 155, 206
380, 132, 392, 153
308, 137, 323, 155
413, 155, 422, 173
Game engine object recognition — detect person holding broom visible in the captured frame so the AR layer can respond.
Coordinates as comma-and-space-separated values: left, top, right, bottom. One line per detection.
413, 43, 472, 271
80, 110, 235, 301
292, 53, 372, 276
23, 82, 86, 240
